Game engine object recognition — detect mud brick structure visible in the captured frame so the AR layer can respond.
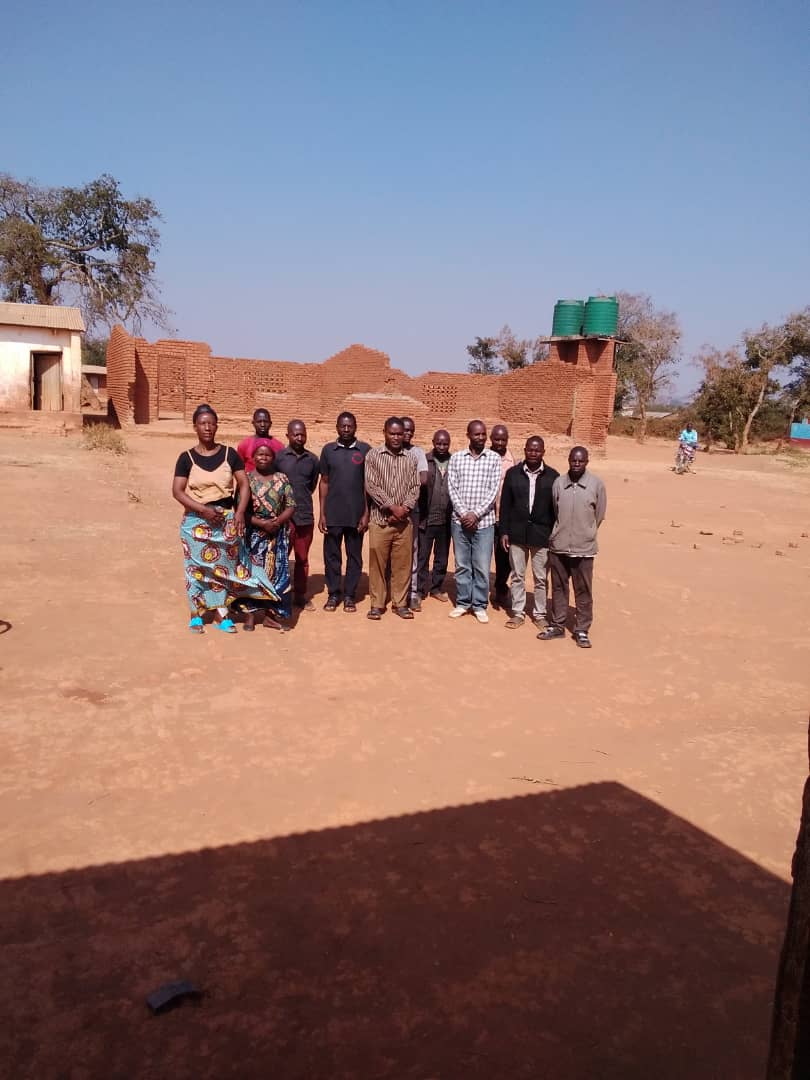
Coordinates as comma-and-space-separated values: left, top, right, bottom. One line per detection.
106, 326, 617, 449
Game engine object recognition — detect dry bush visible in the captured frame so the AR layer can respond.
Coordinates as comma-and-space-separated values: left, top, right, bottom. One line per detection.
82, 425, 127, 455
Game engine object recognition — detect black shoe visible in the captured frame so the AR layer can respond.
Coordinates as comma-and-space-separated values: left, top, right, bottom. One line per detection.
537, 625, 565, 640
573, 631, 592, 648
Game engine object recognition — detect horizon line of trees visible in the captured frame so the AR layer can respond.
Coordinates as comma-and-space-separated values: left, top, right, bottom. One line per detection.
467, 292, 810, 453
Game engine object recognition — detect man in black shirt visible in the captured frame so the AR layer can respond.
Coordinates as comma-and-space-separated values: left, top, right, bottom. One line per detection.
275, 420, 320, 611
498, 436, 559, 629
416, 429, 452, 602
318, 412, 370, 612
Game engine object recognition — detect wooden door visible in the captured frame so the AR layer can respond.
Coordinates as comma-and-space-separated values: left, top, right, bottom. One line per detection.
32, 354, 63, 411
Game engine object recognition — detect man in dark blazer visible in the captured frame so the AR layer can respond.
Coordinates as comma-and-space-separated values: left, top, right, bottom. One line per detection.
498, 436, 559, 629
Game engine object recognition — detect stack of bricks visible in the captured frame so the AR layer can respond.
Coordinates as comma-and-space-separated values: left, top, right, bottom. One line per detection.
106, 327, 617, 451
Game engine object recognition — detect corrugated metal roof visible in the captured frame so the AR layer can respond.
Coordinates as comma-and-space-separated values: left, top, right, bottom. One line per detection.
0, 302, 86, 332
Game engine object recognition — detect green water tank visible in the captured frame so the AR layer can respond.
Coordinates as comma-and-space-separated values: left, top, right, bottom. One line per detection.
583, 295, 619, 337
552, 299, 585, 337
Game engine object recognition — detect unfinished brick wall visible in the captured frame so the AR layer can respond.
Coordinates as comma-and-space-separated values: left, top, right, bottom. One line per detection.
107, 328, 617, 450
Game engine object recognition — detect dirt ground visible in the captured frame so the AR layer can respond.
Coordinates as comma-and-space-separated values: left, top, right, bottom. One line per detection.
1, 424, 809, 1079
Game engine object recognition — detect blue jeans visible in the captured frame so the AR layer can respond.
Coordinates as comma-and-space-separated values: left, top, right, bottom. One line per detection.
451, 521, 495, 611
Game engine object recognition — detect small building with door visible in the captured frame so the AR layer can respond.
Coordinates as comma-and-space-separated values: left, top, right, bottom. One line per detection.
0, 302, 85, 414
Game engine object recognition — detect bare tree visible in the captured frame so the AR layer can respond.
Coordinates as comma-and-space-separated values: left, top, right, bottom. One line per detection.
531, 338, 549, 364
615, 292, 681, 441
494, 324, 532, 370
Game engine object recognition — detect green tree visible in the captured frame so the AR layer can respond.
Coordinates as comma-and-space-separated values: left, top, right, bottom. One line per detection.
0, 172, 171, 332
692, 348, 758, 451
466, 336, 500, 375
82, 336, 108, 366
614, 291, 681, 441
740, 308, 810, 450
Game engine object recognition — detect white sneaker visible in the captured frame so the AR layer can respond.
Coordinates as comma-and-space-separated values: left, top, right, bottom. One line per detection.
473, 609, 489, 624
448, 606, 468, 618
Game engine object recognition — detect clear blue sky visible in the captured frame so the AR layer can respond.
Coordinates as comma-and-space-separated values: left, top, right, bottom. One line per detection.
4, 0, 808, 394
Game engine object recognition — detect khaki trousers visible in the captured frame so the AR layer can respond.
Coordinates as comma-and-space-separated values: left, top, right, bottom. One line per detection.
508, 543, 548, 619
369, 519, 413, 610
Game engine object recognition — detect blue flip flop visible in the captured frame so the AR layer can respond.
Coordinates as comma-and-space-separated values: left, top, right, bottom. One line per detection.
188, 617, 204, 633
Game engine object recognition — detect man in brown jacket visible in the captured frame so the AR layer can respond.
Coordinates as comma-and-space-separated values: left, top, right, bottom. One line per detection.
364, 417, 421, 621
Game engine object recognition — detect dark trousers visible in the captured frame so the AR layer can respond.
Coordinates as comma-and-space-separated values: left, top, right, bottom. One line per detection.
288, 521, 314, 599
323, 526, 363, 600
494, 522, 511, 592
549, 552, 594, 634
416, 523, 450, 597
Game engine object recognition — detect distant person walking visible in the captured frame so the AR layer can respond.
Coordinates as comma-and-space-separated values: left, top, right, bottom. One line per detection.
538, 446, 606, 649
416, 430, 453, 603
489, 424, 515, 608
237, 408, 285, 473
499, 436, 559, 629
447, 420, 502, 623
275, 420, 320, 610
318, 412, 370, 612
401, 416, 429, 610
364, 418, 420, 620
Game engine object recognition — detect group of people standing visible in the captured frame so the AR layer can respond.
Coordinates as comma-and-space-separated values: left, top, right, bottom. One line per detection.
172, 406, 606, 647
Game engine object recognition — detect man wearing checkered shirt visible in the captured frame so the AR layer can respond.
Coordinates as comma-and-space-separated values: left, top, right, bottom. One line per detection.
447, 420, 502, 623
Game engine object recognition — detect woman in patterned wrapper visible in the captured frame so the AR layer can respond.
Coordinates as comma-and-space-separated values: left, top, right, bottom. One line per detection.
243, 443, 296, 631
172, 404, 280, 632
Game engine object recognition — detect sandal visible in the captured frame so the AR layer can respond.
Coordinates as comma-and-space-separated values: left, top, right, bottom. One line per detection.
188, 616, 205, 634
505, 616, 524, 629
323, 596, 339, 611
366, 607, 384, 621
392, 606, 414, 620
573, 631, 592, 649
217, 618, 237, 634
538, 625, 565, 640
343, 598, 357, 613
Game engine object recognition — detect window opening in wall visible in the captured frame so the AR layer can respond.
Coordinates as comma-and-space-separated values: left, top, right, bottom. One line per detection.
31, 352, 63, 411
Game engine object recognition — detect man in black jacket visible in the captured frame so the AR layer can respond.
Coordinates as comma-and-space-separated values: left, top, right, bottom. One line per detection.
498, 436, 559, 629
416, 429, 452, 602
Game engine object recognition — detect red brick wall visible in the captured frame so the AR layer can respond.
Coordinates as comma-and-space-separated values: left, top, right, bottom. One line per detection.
106, 329, 617, 450
106, 325, 136, 425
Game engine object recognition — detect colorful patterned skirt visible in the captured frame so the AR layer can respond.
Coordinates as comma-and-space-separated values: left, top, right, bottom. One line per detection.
247, 523, 292, 619
180, 509, 279, 616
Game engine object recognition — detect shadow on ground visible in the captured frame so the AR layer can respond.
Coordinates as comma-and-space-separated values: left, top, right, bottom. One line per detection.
0, 783, 786, 1079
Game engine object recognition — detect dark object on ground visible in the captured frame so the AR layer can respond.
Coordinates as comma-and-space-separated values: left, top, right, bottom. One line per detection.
146, 980, 203, 1015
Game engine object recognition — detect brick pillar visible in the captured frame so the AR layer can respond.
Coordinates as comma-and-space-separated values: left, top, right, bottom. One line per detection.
569, 340, 617, 452
133, 341, 159, 424
106, 325, 136, 426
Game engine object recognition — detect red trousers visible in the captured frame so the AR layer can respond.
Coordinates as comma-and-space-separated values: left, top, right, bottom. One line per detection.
288, 521, 314, 599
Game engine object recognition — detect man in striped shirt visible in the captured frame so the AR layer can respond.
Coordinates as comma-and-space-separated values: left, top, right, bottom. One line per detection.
447, 420, 502, 623
364, 417, 421, 620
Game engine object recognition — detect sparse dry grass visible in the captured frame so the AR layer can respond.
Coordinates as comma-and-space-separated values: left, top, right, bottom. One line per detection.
82, 425, 127, 455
